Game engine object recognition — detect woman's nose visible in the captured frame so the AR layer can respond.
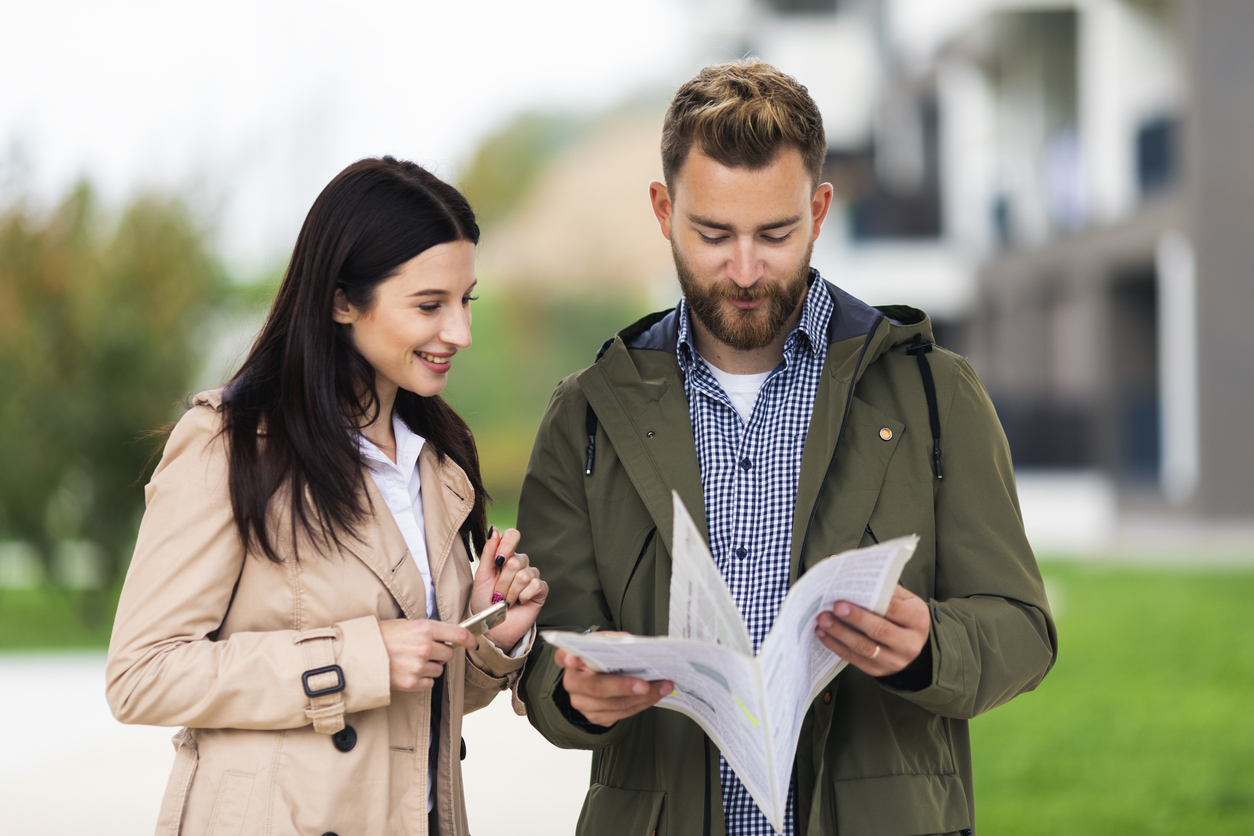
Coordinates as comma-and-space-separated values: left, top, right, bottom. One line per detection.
443, 306, 472, 349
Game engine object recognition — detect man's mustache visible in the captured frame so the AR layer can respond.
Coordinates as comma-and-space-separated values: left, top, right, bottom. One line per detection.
707, 280, 780, 303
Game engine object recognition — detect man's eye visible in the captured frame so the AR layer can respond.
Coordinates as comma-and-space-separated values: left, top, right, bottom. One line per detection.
765, 232, 793, 243
699, 232, 726, 243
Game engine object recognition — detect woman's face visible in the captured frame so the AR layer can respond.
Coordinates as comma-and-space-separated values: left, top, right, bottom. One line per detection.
333, 239, 477, 400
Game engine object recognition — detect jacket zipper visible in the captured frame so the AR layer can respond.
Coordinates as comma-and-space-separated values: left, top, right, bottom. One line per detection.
703, 736, 712, 836
618, 528, 656, 621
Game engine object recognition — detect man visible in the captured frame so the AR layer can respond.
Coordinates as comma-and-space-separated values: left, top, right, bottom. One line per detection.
517, 59, 1056, 836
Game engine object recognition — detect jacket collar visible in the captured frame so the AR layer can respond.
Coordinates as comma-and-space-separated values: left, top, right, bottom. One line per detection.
580, 277, 932, 570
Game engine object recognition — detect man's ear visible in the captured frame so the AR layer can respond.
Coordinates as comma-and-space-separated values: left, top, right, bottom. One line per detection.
649, 180, 674, 241
810, 182, 835, 241
331, 287, 356, 325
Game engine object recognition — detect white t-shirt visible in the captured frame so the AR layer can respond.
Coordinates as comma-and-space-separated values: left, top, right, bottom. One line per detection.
701, 357, 772, 424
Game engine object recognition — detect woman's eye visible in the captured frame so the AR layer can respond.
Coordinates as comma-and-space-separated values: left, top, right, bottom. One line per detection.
418, 303, 441, 313
463, 294, 479, 305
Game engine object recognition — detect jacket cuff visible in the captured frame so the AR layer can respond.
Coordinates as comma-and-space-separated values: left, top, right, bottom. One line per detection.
335, 615, 392, 714
877, 600, 965, 711
522, 643, 629, 750
468, 624, 533, 680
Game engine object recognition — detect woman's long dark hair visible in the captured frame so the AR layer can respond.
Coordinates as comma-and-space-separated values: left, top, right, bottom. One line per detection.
221, 156, 488, 563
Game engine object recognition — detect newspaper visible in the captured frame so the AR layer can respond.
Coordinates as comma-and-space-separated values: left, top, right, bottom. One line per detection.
544, 492, 917, 834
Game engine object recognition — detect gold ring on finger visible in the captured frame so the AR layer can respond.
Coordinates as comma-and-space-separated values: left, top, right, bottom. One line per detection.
870, 645, 881, 660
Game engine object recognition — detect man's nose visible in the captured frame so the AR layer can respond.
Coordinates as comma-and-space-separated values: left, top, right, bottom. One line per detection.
728, 239, 762, 288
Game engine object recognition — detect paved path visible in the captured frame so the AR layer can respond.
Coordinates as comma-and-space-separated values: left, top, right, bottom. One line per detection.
0, 652, 589, 835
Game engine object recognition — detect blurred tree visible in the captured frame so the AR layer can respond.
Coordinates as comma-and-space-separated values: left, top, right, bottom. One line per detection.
0, 181, 225, 596
457, 111, 584, 229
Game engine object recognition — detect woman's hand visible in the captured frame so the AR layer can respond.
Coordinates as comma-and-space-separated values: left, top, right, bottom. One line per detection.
378, 618, 476, 692
470, 526, 548, 653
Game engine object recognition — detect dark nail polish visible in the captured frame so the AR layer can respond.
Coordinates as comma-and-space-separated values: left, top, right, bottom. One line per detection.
495, 555, 505, 568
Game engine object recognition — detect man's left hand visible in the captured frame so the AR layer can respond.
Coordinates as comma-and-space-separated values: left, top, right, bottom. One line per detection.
814, 585, 931, 677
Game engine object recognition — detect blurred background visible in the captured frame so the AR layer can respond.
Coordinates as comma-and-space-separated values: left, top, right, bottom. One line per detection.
1, 0, 1251, 833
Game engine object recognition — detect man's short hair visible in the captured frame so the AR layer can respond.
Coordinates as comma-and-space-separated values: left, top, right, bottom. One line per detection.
661, 58, 826, 191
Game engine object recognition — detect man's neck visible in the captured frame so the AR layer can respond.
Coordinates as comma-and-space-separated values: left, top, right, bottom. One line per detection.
690, 285, 809, 375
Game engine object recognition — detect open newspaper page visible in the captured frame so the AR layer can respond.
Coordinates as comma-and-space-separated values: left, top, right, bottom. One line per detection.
757, 535, 919, 809
667, 492, 752, 655
540, 631, 773, 810
541, 494, 919, 834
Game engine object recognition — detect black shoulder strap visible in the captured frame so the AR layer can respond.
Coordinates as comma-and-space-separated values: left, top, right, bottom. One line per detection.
906, 333, 943, 480
584, 336, 616, 476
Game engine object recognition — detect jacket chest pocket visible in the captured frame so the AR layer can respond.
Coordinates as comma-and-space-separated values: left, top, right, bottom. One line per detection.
607, 527, 659, 634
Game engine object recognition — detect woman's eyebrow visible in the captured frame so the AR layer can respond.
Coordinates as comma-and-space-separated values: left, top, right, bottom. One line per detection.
406, 280, 477, 298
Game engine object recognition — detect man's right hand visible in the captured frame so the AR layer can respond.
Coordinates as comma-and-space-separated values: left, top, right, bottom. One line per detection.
556, 647, 673, 727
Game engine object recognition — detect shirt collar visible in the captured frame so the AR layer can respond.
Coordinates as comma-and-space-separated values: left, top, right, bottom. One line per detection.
676, 269, 831, 369
358, 411, 426, 479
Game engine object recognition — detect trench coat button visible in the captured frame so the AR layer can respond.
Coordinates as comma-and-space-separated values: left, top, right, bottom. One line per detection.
332, 724, 357, 752
460, 736, 467, 761
879, 427, 893, 441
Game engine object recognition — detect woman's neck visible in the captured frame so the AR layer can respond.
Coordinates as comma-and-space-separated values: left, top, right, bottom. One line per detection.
360, 381, 399, 463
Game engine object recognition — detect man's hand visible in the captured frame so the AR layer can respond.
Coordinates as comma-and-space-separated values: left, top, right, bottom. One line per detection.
814, 585, 931, 677
556, 644, 673, 728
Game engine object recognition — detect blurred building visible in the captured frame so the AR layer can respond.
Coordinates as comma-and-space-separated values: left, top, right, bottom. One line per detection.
722, 0, 1254, 522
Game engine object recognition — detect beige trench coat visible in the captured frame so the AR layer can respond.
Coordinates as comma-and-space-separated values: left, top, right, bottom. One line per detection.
107, 390, 528, 836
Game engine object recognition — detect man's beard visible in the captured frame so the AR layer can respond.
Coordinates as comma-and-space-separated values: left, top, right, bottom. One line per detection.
674, 240, 813, 351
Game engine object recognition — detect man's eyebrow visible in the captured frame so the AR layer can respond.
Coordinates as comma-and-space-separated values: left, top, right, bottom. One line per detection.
688, 214, 803, 232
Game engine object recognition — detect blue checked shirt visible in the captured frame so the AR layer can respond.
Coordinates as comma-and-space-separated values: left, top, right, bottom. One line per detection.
676, 276, 833, 836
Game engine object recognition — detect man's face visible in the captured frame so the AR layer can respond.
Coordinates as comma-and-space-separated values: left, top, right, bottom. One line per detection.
651, 147, 833, 352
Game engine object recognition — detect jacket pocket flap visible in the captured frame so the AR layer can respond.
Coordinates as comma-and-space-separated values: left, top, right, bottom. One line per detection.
578, 783, 666, 836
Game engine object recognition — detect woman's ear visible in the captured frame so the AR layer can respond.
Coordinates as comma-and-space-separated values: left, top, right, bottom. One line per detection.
331, 287, 356, 325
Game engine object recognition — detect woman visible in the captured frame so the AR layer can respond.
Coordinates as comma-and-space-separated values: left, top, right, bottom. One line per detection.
106, 157, 547, 836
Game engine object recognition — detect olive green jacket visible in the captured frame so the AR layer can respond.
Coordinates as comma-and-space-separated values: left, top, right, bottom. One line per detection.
518, 281, 1057, 836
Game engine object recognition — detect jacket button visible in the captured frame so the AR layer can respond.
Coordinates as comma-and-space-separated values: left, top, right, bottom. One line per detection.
822, 691, 831, 704
646, 431, 655, 438
879, 427, 893, 441
332, 724, 357, 752
460, 736, 467, 761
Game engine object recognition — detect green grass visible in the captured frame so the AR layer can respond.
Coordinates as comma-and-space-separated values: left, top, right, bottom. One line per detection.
971, 562, 1254, 834
0, 585, 121, 649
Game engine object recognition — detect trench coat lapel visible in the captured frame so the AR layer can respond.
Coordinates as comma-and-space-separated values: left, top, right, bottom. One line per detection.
419, 445, 474, 623
356, 474, 430, 620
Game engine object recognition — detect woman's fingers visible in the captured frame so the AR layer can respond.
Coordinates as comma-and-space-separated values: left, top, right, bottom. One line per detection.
493, 552, 532, 603
379, 618, 478, 691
